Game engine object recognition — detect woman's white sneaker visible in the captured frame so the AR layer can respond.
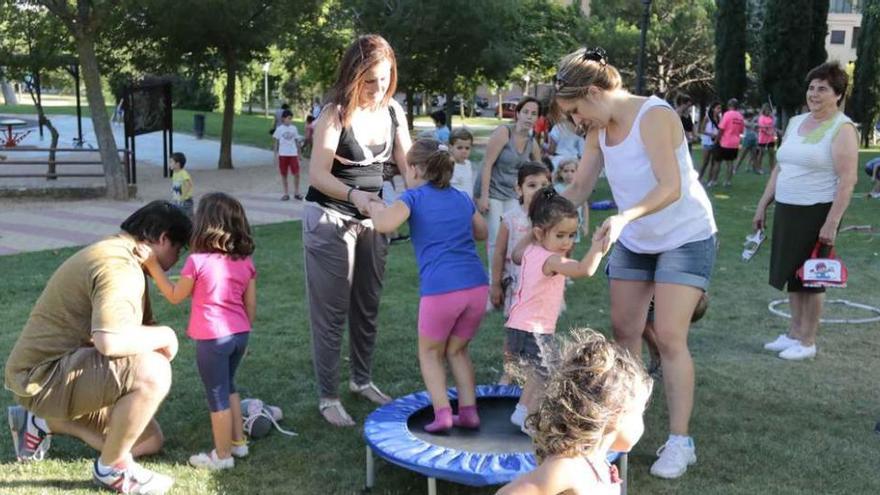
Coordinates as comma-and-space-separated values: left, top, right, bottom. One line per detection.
650, 439, 696, 479
189, 450, 234, 470
763, 334, 799, 352
778, 343, 816, 361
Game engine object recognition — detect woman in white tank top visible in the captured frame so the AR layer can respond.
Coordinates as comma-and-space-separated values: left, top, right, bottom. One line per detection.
553, 47, 717, 480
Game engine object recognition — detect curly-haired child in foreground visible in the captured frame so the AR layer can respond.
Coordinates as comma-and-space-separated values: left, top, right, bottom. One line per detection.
497, 330, 653, 495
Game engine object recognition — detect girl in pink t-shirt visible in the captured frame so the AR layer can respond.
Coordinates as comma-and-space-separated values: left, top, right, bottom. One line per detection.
755, 103, 777, 174
145, 192, 256, 471
505, 187, 608, 431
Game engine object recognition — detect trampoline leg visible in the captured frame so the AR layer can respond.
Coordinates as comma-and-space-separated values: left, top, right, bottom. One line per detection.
619, 452, 628, 495
427, 477, 437, 495
366, 446, 375, 490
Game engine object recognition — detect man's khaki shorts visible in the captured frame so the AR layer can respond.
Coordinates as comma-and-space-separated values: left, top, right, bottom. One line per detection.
17, 347, 141, 433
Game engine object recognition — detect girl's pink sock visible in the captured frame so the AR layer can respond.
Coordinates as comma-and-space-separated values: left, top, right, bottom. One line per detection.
424, 407, 453, 433
453, 405, 480, 429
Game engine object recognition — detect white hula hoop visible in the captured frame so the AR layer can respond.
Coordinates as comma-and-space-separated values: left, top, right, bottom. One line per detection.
768, 299, 880, 324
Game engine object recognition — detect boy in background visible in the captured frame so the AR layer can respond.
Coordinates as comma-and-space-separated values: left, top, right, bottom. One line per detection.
170, 152, 193, 218
449, 128, 475, 199
272, 110, 303, 201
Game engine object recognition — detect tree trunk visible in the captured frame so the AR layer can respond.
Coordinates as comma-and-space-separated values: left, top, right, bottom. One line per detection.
28, 87, 59, 179
1, 78, 18, 105
445, 89, 455, 130
497, 89, 503, 121
218, 52, 236, 170
74, 34, 127, 199
405, 87, 415, 130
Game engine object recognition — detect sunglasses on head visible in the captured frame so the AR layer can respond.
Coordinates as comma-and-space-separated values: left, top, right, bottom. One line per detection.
554, 47, 608, 92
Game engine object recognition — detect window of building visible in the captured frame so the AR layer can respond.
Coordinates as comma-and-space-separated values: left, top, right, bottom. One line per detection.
830, 0, 859, 14
852, 27, 860, 48
830, 30, 846, 45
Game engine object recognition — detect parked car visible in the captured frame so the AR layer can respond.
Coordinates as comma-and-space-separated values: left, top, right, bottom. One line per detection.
495, 99, 520, 119
433, 98, 483, 117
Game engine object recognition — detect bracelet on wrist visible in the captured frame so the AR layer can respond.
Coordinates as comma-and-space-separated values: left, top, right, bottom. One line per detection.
346, 187, 356, 203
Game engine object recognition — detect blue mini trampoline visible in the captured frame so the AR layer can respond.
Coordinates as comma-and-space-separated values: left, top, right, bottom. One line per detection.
364, 384, 628, 494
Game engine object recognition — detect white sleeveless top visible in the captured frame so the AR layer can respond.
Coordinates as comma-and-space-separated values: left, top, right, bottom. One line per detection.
775, 112, 854, 205
599, 96, 717, 254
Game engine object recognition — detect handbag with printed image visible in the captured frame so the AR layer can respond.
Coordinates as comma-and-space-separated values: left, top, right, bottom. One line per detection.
796, 242, 847, 288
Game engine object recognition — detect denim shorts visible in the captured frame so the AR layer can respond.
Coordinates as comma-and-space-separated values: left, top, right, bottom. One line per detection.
505, 328, 560, 379
606, 235, 716, 290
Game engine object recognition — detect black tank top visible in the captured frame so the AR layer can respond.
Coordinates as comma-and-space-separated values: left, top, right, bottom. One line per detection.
305, 106, 399, 218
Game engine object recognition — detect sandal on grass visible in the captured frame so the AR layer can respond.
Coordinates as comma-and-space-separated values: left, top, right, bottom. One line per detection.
741, 230, 765, 262
318, 399, 355, 427
349, 381, 392, 405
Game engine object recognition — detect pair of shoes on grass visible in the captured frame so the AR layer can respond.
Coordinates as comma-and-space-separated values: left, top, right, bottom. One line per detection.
764, 334, 816, 360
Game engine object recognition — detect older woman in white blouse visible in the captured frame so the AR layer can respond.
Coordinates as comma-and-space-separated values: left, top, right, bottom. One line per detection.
753, 62, 858, 361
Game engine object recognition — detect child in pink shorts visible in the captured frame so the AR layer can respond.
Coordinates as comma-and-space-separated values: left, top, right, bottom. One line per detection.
369, 138, 489, 433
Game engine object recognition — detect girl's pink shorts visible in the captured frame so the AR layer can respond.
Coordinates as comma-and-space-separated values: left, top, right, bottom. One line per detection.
418, 285, 489, 342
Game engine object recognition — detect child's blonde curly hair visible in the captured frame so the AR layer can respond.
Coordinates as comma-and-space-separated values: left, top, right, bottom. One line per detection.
526, 329, 652, 462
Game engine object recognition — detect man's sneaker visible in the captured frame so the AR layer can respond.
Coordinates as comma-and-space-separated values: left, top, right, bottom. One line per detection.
650, 439, 696, 479
763, 334, 800, 352
779, 343, 816, 361
93, 458, 174, 494
8, 405, 51, 461
189, 450, 234, 470
231, 443, 249, 458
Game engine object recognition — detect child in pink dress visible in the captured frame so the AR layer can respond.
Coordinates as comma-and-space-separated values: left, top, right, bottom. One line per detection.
505, 187, 609, 431
144, 192, 256, 470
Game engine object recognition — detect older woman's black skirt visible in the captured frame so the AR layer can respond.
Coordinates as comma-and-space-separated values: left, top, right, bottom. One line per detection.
769, 201, 832, 293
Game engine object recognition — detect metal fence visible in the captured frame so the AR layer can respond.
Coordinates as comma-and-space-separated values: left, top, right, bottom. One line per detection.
0, 147, 135, 184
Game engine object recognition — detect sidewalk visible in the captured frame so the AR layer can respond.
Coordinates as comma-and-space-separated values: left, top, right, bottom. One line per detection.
0, 111, 495, 256
0, 163, 308, 256
0, 115, 306, 255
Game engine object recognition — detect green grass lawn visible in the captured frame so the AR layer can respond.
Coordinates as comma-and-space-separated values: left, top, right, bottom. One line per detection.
2, 150, 880, 494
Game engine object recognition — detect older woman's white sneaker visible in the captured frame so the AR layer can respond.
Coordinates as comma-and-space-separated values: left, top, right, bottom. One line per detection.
778, 343, 816, 361
763, 334, 799, 352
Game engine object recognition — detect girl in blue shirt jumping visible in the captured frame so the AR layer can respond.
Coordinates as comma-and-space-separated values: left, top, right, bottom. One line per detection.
369, 138, 488, 433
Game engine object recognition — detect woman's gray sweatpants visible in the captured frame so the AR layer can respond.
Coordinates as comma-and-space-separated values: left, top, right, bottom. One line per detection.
302, 204, 388, 399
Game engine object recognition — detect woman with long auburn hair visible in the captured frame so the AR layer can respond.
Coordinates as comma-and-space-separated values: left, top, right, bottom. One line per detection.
302, 34, 412, 427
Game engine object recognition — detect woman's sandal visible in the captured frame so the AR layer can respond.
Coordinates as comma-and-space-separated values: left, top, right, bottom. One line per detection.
349, 381, 392, 405
318, 399, 355, 427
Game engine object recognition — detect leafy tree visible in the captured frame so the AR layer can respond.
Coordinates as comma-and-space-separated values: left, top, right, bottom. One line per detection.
848, 0, 880, 146
585, 0, 716, 98
714, 0, 747, 101
121, 0, 321, 169
807, 0, 829, 71
746, 0, 768, 102
761, 0, 814, 119
512, 1, 587, 89
0, 2, 74, 177
346, 0, 522, 128
38, 0, 129, 199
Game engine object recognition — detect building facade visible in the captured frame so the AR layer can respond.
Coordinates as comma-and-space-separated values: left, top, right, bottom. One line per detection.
826, 0, 861, 65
